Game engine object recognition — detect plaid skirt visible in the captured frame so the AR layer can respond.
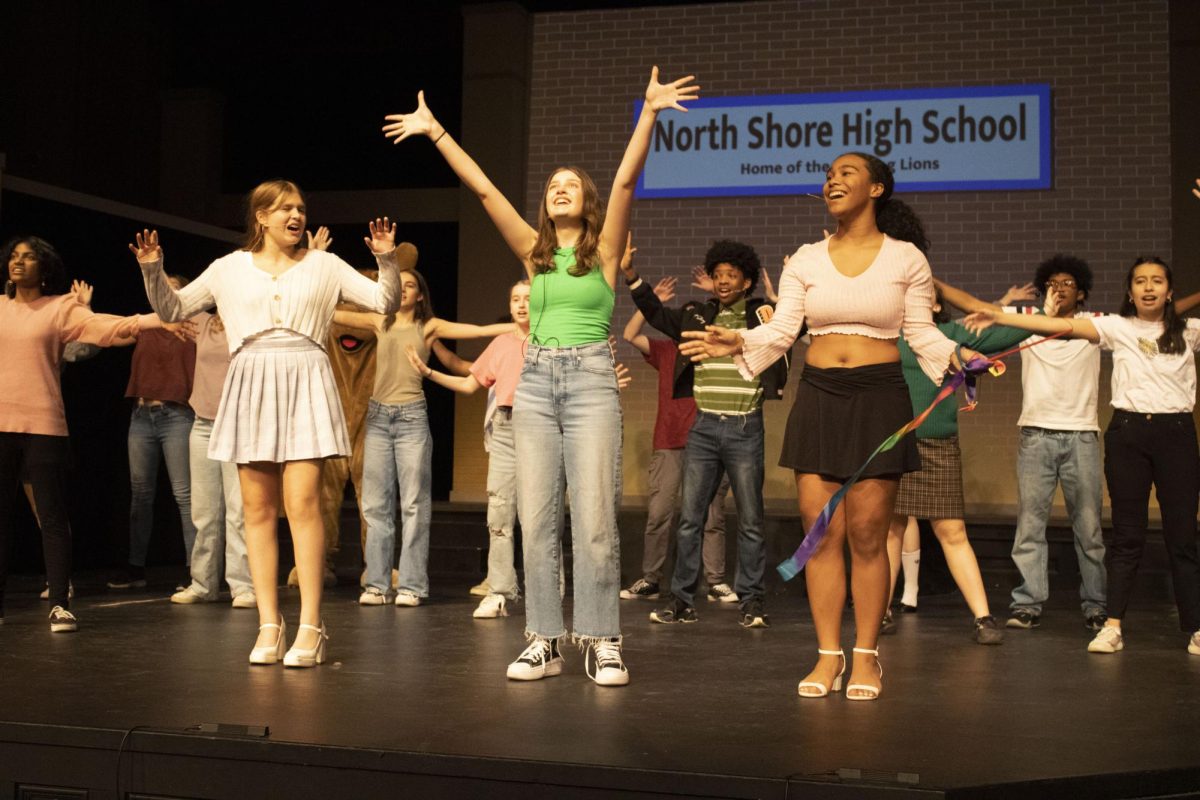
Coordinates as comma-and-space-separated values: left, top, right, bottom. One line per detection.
894, 436, 965, 519
209, 332, 350, 464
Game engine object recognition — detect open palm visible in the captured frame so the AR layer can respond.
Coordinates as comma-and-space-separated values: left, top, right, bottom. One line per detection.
644, 66, 700, 113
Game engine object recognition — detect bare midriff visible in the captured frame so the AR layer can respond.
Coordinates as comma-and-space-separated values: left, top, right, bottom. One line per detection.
805, 332, 899, 369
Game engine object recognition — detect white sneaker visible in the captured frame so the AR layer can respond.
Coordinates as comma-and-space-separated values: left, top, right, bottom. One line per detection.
359, 587, 388, 606
170, 586, 213, 604
231, 592, 257, 609
506, 638, 563, 680
585, 638, 630, 686
394, 591, 421, 607
706, 583, 739, 603
49, 606, 78, 633
1087, 625, 1124, 653
469, 580, 491, 597
1189, 629, 1200, 656
40, 582, 74, 600
473, 594, 508, 619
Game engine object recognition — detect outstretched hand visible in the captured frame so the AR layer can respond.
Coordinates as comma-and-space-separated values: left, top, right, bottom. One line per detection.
962, 309, 997, 335
307, 226, 332, 252
653, 276, 677, 303
644, 66, 700, 113
364, 218, 397, 254
71, 280, 94, 306
620, 232, 638, 277
690, 265, 713, 295
162, 319, 199, 343
382, 91, 440, 144
128, 229, 162, 263
406, 344, 432, 378
678, 325, 742, 361
998, 282, 1036, 306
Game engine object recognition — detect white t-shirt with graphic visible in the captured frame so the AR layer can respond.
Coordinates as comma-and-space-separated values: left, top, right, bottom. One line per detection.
1008, 308, 1102, 432
1091, 315, 1200, 413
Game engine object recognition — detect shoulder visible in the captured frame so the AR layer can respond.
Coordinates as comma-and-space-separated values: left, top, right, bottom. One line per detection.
884, 236, 929, 267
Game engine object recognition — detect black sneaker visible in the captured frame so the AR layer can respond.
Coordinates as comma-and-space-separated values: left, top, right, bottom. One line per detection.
649, 598, 697, 624
739, 597, 770, 628
107, 566, 147, 590
49, 606, 78, 633
585, 638, 630, 686
506, 637, 563, 680
1006, 609, 1040, 629
1085, 612, 1108, 632
880, 608, 897, 635
620, 578, 660, 600
974, 615, 1004, 645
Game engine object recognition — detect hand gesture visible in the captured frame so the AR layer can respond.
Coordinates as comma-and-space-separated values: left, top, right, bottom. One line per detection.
406, 344, 432, 378
950, 346, 986, 373
644, 66, 700, 113
678, 325, 742, 362
71, 280, 94, 307
691, 265, 714, 295
162, 319, 199, 343
761, 267, 779, 304
307, 226, 332, 252
364, 217, 397, 255
1043, 291, 1062, 317
382, 91, 441, 144
620, 232, 638, 276
652, 277, 677, 304
998, 282, 1036, 306
962, 309, 997, 335
128, 229, 162, 263
614, 362, 632, 391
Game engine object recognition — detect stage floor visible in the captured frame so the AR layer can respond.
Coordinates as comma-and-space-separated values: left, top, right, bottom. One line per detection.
1, 574, 1198, 798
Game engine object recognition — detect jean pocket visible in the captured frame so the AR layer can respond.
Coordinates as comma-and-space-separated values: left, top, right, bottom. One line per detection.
578, 354, 616, 377
1078, 431, 1098, 444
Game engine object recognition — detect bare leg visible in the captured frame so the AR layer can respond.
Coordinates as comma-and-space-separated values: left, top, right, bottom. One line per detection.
283, 459, 326, 650
844, 477, 899, 697
931, 518, 990, 618
796, 472, 849, 694
240, 462, 282, 650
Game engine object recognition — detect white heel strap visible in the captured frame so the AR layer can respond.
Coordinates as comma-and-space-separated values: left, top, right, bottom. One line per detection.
817, 648, 844, 656
298, 623, 326, 635
853, 647, 879, 656
258, 622, 280, 631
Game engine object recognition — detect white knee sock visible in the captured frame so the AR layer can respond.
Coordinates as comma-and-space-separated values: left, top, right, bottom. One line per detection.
900, 549, 921, 607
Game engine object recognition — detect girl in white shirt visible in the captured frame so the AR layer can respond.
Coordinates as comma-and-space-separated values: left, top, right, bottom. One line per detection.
967, 257, 1200, 656
132, 179, 402, 668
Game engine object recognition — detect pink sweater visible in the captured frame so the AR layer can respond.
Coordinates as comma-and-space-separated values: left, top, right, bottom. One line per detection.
738, 235, 956, 383
0, 293, 153, 436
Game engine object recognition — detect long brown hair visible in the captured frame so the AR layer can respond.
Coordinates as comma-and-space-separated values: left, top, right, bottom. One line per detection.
383, 269, 435, 331
242, 179, 305, 252
1119, 256, 1185, 354
529, 166, 603, 277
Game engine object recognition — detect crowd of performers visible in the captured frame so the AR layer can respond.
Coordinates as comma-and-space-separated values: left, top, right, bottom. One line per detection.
3, 68, 1200, 698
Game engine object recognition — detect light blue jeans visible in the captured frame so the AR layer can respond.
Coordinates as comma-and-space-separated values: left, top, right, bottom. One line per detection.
128, 403, 197, 567
362, 397, 432, 597
1010, 427, 1107, 617
186, 417, 251, 599
485, 410, 520, 600
514, 342, 622, 641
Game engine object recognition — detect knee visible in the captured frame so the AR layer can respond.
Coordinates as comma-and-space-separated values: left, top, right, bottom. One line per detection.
846, 529, 886, 560
935, 524, 968, 548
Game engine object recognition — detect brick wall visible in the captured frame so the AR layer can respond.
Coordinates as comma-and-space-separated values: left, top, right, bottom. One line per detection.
456, 0, 1172, 516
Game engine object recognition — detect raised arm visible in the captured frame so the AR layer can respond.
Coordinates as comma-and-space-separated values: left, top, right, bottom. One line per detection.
424, 318, 516, 342
598, 67, 699, 286
933, 278, 999, 314
431, 339, 473, 377
334, 218, 402, 314
130, 230, 216, 321
383, 94, 536, 277
332, 308, 384, 332
623, 310, 652, 356
406, 344, 483, 395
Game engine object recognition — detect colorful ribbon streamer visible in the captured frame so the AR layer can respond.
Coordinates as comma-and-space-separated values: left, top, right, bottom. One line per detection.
776, 330, 1068, 581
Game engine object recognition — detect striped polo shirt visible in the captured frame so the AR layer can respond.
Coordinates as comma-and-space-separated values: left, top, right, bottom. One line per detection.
693, 298, 762, 414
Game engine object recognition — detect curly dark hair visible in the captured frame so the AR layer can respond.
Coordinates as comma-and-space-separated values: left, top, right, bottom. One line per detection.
704, 239, 761, 296
845, 152, 930, 255
1119, 256, 1186, 354
2, 236, 70, 298
1033, 254, 1093, 302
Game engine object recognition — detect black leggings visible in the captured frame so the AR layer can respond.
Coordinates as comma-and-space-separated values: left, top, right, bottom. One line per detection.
1103, 411, 1200, 631
0, 433, 73, 610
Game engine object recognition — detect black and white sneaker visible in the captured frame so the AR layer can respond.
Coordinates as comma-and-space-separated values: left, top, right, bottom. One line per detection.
649, 598, 697, 624
706, 583, 739, 603
585, 638, 629, 686
1006, 609, 1040, 629
1085, 612, 1108, 632
619, 578, 660, 600
506, 637, 564, 681
49, 606, 78, 633
739, 597, 770, 628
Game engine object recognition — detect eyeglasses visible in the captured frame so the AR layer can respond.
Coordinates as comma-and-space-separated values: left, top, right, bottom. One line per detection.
1046, 279, 1076, 290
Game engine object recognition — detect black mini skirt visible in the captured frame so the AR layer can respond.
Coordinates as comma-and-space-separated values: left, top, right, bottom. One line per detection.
779, 362, 920, 481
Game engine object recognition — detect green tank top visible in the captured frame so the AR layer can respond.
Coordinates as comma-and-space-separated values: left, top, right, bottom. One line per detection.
528, 247, 614, 346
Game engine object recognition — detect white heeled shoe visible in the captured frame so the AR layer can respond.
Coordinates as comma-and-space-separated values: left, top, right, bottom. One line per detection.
283, 622, 328, 668
797, 649, 845, 698
846, 647, 883, 701
249, 616, 286, 665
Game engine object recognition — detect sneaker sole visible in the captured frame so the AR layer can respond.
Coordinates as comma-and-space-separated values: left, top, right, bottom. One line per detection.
648, 613, 697, 624
1087, 642, 1123, 653
1005, 619, 1039, 629
740, 617, 770, 629
359, 598, 387, 606
506, 660, 564, 681
620, 591, 661, 600
592, 670, 630, 687
50, 622, 78, 633
706, 595, 739, 603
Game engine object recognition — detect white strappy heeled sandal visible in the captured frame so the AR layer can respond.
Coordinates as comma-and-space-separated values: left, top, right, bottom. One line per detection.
283, 622, 329, 668
846, 647, 883, 701
248, 616, 286, 665
797, 649, 846, 698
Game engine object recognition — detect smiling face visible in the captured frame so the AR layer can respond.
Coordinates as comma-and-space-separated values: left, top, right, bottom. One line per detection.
509, 282, 530, 327
7, 241, 41, 289
256, 191, 307, 250
544, 169, 585, 223
1128, 261, 1172, 319
823, 154, 884, 219
709, 262, 750, 305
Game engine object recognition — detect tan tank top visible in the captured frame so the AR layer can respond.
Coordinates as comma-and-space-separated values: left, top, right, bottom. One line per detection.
372, 320, 430, 405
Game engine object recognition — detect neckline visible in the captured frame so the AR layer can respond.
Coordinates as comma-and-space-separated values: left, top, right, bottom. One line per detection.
824, 235, 887, 279
247, 248, 311, 279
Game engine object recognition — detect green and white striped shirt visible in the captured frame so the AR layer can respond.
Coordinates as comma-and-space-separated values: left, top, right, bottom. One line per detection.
693, 298, 762, 414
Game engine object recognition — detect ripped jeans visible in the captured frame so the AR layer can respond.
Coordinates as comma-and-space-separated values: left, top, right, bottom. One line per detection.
484, 409, 520, 599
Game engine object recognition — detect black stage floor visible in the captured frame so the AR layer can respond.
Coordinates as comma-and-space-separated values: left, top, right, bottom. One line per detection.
1, 573, 1199, 799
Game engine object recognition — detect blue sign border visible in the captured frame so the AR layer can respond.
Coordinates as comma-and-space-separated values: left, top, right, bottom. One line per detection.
634, 84, 1052, 199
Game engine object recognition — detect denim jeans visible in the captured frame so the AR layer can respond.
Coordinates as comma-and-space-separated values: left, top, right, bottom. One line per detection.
1010, 427, 1106, 617
484, 409, 520, 600
128, 403, 197, 567
642, 448, 730, 585
670, 409, 766, 608
514, 342, 622, 641
186, 417, 251, 599
362, 397, 432, 596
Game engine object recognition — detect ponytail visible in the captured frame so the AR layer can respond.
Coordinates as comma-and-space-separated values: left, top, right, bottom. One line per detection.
845, 152, 930, 255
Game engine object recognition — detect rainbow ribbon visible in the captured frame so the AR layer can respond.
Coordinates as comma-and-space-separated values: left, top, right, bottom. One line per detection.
776, 331, 1068, 581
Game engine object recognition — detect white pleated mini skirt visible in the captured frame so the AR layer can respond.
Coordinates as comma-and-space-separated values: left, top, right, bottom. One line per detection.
209, 330, 350, 464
